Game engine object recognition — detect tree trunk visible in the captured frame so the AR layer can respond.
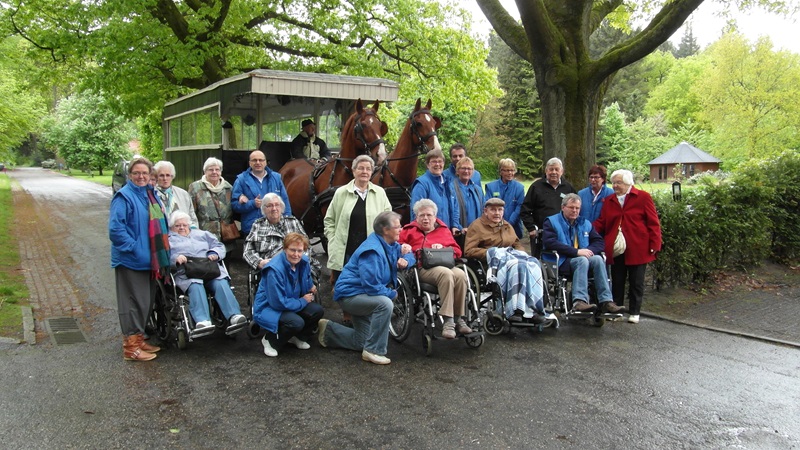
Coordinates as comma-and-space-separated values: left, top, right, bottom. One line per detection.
535, 68, 604, 185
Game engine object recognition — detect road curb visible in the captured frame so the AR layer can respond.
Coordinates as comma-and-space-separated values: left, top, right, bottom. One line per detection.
22, 305, 36, 344
641, 311, 800, 349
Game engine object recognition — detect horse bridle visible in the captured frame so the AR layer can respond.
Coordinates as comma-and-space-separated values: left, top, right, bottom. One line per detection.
408, 109, 438, 154
353, 110, 386, 155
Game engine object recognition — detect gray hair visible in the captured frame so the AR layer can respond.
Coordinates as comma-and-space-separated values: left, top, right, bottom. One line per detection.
424, 148, 445, 164
153, 160, 176, 177
260, 192, 286, 215
412, 199, 438, 217
561, 193, 581, 207
373, 211, 401, 236
352, 154, 375, 172
610, 169, 634, 185
169, 211, 192, 228
203, 157, 223, 172
545, 157, 563, 170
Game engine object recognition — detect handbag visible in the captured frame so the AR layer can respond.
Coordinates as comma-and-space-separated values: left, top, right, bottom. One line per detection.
219, 220, 240, 243
613, 225, 627, 257
183, 256, 221, 280
418, 247, 455, 269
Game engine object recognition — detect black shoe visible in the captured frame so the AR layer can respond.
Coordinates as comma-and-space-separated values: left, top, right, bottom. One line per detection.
529, 314, 546, 325
508, 309, 524, 322
601, 301, 627, 314
572, 300, 597, 312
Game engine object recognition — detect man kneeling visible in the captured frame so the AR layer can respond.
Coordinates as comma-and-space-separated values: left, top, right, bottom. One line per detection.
542, 194, 626, 314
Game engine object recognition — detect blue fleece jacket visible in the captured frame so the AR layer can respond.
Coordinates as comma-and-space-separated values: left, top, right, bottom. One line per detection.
485, 178, 526, 238
444, 164, 482, 185
542, 212, 604, 267
577, 185, 614, 223
253, 252, 315, 334
109, 180, 153, 271
410, 171, 460, 228
452, 178, 483, 229
334, 233, 415, 301
231, 167, 292, 234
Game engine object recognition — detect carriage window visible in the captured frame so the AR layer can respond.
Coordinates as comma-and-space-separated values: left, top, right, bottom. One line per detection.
317, 110, 341, 149
167, 107, 222, 148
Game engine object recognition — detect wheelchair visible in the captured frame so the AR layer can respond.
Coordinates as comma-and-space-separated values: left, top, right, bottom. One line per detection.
465, 257, 559, 336
540, 250, 623, 327
149, 262, 249, 350
388, 264, 484, 356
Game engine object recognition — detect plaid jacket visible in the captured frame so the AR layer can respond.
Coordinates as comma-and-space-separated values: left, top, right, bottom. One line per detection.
243, 216, 320, 278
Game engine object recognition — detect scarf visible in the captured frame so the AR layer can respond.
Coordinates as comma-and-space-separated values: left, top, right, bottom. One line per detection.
147, 188, 171, 279
155, 186, 174, 215
201, 175, 229, 193
300, 132, 321, 159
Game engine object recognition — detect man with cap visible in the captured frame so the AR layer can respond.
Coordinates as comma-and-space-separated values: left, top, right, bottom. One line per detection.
291, 119, 331, 161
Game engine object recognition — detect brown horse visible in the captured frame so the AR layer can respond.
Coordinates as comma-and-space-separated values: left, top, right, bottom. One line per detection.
280, 99, 388, 243
372, 98, 442, 223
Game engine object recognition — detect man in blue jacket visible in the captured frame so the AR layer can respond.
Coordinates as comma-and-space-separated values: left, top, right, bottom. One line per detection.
444, 143, 481, 185
231, 150, 292, 235
542, 194, 626, 314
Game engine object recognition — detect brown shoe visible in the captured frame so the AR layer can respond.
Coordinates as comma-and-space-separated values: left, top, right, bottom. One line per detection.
137, 334, 161, 353
123, 335, 157, 361
572, 300, 597, 312
601, 301, 627, 314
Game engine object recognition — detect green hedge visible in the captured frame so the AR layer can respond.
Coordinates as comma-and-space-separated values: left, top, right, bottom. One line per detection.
652, 150, 799, 286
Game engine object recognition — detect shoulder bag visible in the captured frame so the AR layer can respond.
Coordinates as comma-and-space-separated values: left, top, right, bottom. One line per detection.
416, 234, 455, 269
183, 256, 221, 280
612, 222, 626, 257
211, 191, 240, 243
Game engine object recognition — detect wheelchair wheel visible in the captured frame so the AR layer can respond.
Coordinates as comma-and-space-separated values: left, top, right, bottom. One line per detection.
465, 333, 484, 348
246, 321, 263, 339
463, 265, 481, 301
591, 316, 606, 327
150, 284, 173, 343
464, 290, 481, 331
422, 331, 433, 357
176, 329, 188, 350
389, 274, 413, 342
484, 311, 505, 336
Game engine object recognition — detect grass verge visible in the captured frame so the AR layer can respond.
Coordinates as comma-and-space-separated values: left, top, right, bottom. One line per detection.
0, 173, 29, 339
55, 169, 113, 187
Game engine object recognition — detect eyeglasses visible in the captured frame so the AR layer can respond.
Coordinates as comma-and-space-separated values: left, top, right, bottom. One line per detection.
130, 171, 150, 177
459, 167, 474, 171
250, 159, 266, 163
588, 176, 602, 180
264, 203, 282, 209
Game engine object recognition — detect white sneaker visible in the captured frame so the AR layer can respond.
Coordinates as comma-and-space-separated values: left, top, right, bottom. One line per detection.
362, 349, 391, 365
195, 320, 213, 329
628, 314, 640, 324
288, 336, 311, 350
261, 336, 278, 357
229, 314, 247, 325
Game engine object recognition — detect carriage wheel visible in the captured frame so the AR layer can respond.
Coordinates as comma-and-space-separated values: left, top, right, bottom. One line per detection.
389, 275, 413, 342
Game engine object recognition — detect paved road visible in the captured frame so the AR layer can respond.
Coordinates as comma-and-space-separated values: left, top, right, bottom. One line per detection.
1, 168, 799, 449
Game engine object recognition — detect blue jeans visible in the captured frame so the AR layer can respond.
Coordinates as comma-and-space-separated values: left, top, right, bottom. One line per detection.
186, 279, 241, 323
568, 255, 613, 304
323, 294, 393, 356
266, 302, 324, 350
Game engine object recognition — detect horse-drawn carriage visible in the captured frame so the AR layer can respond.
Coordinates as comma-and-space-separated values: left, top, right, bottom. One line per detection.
162, 69, 442, 245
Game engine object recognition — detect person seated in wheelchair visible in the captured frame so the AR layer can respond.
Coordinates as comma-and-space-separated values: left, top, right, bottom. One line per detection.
541, 194, 626, 315
168, 211, 247, 334
242, 193, 321, 279
253, 233, 324, 357
464, 198, 548, 324
399, 199, 472, 339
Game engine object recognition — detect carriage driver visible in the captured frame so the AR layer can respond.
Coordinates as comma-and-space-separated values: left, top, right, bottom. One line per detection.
291, 119, 331, 162
541, 193, 626, 314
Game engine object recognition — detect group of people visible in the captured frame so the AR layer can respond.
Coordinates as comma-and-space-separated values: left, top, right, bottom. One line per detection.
109, 135, 662, 365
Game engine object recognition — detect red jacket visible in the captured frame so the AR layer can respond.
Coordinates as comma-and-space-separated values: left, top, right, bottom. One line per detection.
593, 186, 662, 266
399, 218, 462, 259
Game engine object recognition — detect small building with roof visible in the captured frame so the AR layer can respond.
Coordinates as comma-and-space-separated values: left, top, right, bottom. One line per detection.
648, 141, 721, 181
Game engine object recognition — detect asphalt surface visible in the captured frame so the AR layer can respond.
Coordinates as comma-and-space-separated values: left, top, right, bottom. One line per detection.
1, 168, 799, 449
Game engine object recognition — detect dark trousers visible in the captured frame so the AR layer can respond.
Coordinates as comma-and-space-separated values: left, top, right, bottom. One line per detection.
610, 254, 646, 315
266, 302, 324, 349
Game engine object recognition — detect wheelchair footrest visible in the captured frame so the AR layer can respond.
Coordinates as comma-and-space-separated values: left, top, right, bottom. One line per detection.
567, 311, 595, 319
599, 312, 624, 319
460, 331, 484, 338
191, 327, 215, 339
225, 322, 248, 336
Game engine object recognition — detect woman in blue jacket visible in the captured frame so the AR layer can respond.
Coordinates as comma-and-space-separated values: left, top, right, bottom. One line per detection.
109, 157, 167, 361
318, 211, 415, 365
485, 158, 525, 238
253, 233, 323, 357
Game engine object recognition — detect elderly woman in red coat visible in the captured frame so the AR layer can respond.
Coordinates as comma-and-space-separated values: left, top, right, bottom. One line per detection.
399, 199, 472, 339
593, 169, 662, 324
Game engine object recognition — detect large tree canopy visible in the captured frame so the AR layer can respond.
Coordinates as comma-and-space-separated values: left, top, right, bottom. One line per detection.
476, 0, 793, 183
4, 0, 499, 122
